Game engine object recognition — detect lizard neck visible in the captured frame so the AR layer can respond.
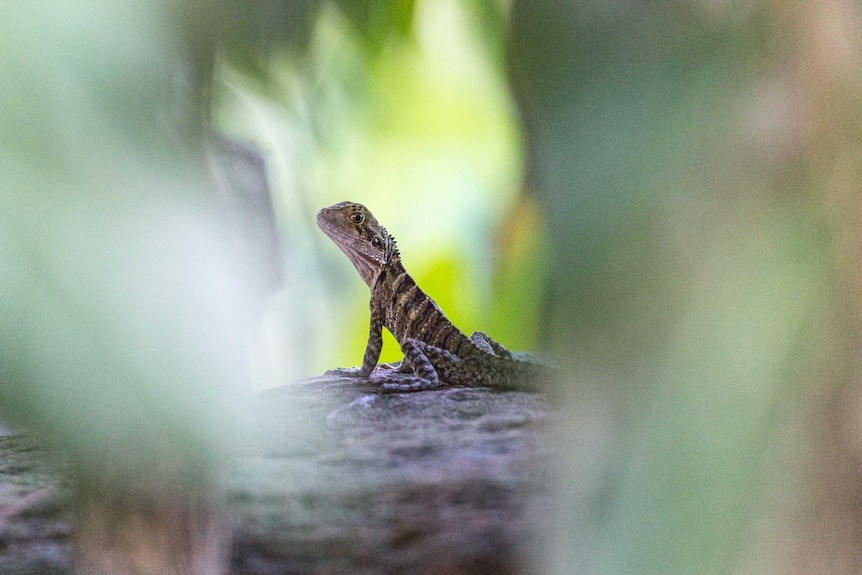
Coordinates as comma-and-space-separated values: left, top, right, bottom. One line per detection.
372, 254, 409, 303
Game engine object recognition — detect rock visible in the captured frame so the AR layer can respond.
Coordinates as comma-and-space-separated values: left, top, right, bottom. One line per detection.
0, 375, 551, 575
0, 436, 70, 575
233, 375, 551, 574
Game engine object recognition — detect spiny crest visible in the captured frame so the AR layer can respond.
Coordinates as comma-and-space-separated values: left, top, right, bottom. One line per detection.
380, 225, 400, 261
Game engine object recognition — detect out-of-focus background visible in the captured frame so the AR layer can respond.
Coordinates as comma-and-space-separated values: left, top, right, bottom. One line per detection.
214, 0, 544, 384
2, 1, 862, 574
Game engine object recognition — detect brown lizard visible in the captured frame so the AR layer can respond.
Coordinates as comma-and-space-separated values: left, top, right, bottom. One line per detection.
317, 201, 543, 392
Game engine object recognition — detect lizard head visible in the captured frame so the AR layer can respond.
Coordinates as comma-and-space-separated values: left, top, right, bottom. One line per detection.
317, 201, 399, 288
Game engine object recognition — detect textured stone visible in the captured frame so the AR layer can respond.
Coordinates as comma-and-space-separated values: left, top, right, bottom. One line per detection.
0, 375, 551, 574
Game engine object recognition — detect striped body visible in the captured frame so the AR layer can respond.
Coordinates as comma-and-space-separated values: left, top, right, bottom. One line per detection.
318, 201, 539, 392
375, 259, 473, 361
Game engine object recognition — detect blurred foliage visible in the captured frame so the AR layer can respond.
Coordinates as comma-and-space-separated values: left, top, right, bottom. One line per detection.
0, 1, 239, 476
0, 3, 274, 571
508, 1, 862, 574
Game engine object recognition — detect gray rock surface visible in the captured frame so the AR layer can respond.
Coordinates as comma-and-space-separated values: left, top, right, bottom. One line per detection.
0, 435, 70, 575
0, 375, 551, 574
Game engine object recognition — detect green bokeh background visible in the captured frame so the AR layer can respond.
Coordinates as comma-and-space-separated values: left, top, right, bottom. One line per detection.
214, 0, 548, 379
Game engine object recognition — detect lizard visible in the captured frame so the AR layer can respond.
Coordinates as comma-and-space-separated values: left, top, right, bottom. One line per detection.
316, 201, 543, 393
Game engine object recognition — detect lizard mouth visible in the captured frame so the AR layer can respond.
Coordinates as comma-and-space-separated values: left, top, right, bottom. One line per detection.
316, 212, 355, 246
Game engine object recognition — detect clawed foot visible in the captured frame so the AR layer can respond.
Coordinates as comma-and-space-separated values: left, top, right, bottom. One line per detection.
325, 365, 445, 393
379, 379, 444, 394
324, 366, 367, 378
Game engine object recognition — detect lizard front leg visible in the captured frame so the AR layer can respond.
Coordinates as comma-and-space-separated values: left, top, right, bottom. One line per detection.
358, 309, 385, 376
326, 310, 384, 378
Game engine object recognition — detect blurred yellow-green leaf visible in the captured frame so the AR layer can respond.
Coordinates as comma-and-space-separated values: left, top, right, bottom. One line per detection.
214, 0, 525, 377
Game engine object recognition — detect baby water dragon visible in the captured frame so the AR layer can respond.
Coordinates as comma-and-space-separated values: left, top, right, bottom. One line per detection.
317, 201, 544, 393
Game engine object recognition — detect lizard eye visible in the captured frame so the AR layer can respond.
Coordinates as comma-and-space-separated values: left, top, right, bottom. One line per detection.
371, 236, 381, 247
349, 212, 364, 225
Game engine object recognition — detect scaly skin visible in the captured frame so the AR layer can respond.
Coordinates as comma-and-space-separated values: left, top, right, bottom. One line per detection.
317, 201, 541, 392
